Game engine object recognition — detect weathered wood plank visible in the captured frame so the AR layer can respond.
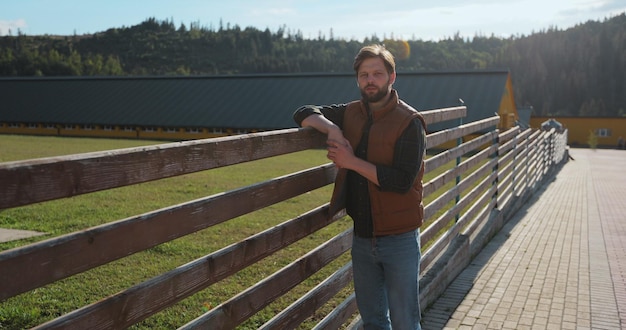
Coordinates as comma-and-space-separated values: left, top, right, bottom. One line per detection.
423, 160, 497, 241
180, 229, 353, 329
461, 197, 497, 238
423, 144, 495, 198
0, 164, 337, 301
35, 205, 340, 329
421, 174, 497, 270
314, 293, 359, 330
425, 129, 498, 173
0, 128, 327, 209
498, 175, 515, 206
420, 106, 467, 126
498, 126, 521, 144
1, 107, 465, 211
260, 262, 353, 329
426, 115, 499, 149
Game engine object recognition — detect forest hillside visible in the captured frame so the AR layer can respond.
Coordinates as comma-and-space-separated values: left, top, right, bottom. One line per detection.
0, 14, 624, 117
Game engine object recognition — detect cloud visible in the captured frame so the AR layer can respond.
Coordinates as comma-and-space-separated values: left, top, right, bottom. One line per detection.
583, 0, 626, 12
0, 19, 27, 36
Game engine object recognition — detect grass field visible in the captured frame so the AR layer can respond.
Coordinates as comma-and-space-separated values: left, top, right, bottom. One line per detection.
0, 135, 354, 329
0, 134, 463, 329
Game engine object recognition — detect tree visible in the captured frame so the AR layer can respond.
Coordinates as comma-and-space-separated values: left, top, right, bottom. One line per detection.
0, 15, 624, 118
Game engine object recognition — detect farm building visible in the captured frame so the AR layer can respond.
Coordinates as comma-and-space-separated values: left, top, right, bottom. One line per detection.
0, 70, 518, 143
530, 116, 626, 148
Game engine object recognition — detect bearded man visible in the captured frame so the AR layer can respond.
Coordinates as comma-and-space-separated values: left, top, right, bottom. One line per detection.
293, 44, 427, 330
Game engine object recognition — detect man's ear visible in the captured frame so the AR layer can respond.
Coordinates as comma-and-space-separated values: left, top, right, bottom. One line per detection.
389, 71, 397, 85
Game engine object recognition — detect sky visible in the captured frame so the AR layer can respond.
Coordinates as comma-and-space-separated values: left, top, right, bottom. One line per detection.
1, 0, 625, 41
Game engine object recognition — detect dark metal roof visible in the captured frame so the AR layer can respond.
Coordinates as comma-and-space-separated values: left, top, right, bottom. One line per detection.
0, 70, 510, 131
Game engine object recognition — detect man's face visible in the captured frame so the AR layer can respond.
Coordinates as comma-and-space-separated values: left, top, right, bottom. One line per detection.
357, 57, 396, 103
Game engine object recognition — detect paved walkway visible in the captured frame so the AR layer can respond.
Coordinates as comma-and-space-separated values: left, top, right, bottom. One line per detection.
422, 148, 626, 330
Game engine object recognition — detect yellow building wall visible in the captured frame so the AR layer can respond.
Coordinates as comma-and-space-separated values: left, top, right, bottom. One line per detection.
530, 117, 626, 147
0, 123, 58, 136
0, 122, 233, 141
137, 127, 225, 140
497, 75, 519, 129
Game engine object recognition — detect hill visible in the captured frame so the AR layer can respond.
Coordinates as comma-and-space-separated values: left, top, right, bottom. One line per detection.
0, 14, 624, 117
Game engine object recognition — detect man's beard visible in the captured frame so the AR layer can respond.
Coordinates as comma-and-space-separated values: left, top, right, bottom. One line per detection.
360, 81, 391, 103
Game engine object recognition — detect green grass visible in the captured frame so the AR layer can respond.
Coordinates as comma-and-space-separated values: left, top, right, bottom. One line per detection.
0, 135, 474, 329
0, 135, 168, 163
0, 135, 352, 329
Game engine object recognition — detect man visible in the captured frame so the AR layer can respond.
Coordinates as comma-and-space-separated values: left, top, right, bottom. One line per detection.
293, 44, 427, 330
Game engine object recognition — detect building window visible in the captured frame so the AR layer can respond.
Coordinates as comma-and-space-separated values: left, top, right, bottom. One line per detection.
596, 128, 611, 137
122, 126, 134, 132
212, 128, 223, 134
186, 128, 201, 134
27, 123, 38, 129
103, 125, 114, 131
9, 123, 20, 128
143, 127, 155, 132
64, 125, 74, 130
83, 125, 95, 131
165, 128, 178, 133
45, 124, 56, 129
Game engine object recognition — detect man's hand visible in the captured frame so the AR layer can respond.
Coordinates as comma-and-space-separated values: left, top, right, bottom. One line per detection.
326, 126, 347, 148
327, 134, 380, 187
300, 113, 379, 186
327, 138, 353, 169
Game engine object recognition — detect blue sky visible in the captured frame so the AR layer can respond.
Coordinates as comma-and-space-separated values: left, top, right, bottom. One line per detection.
1, 0, 625, 40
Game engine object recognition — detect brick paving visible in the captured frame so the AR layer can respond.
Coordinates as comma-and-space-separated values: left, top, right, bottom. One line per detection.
422, 148, 626, 330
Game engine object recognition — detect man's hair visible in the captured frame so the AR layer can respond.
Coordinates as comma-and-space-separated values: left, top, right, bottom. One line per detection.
353, 44, 396, 75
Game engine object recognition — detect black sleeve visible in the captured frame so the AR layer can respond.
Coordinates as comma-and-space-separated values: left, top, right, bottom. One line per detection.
292, 104, 348, 128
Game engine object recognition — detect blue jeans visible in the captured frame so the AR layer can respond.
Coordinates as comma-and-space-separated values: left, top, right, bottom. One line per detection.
351, 229, 422, 330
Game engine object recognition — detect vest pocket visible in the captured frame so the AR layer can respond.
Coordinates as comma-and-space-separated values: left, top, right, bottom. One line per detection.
371, 190, 423, 235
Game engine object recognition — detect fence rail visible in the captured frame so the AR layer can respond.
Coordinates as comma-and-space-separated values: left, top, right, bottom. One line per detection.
0, 105, 568, 329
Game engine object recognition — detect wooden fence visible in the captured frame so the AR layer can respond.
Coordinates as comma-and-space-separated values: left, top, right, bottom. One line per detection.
0, 106, 568, 329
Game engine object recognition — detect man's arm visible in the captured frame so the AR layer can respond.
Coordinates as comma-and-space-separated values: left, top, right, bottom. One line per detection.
293, 104, 380, 183
329, 117, 425, 191
293, 104, 346, 128
302, 115, 373, 182
300, 114, 347, 147
327, 139, 380, 186
293, 104, 349, 145
293, 104, 351, 156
